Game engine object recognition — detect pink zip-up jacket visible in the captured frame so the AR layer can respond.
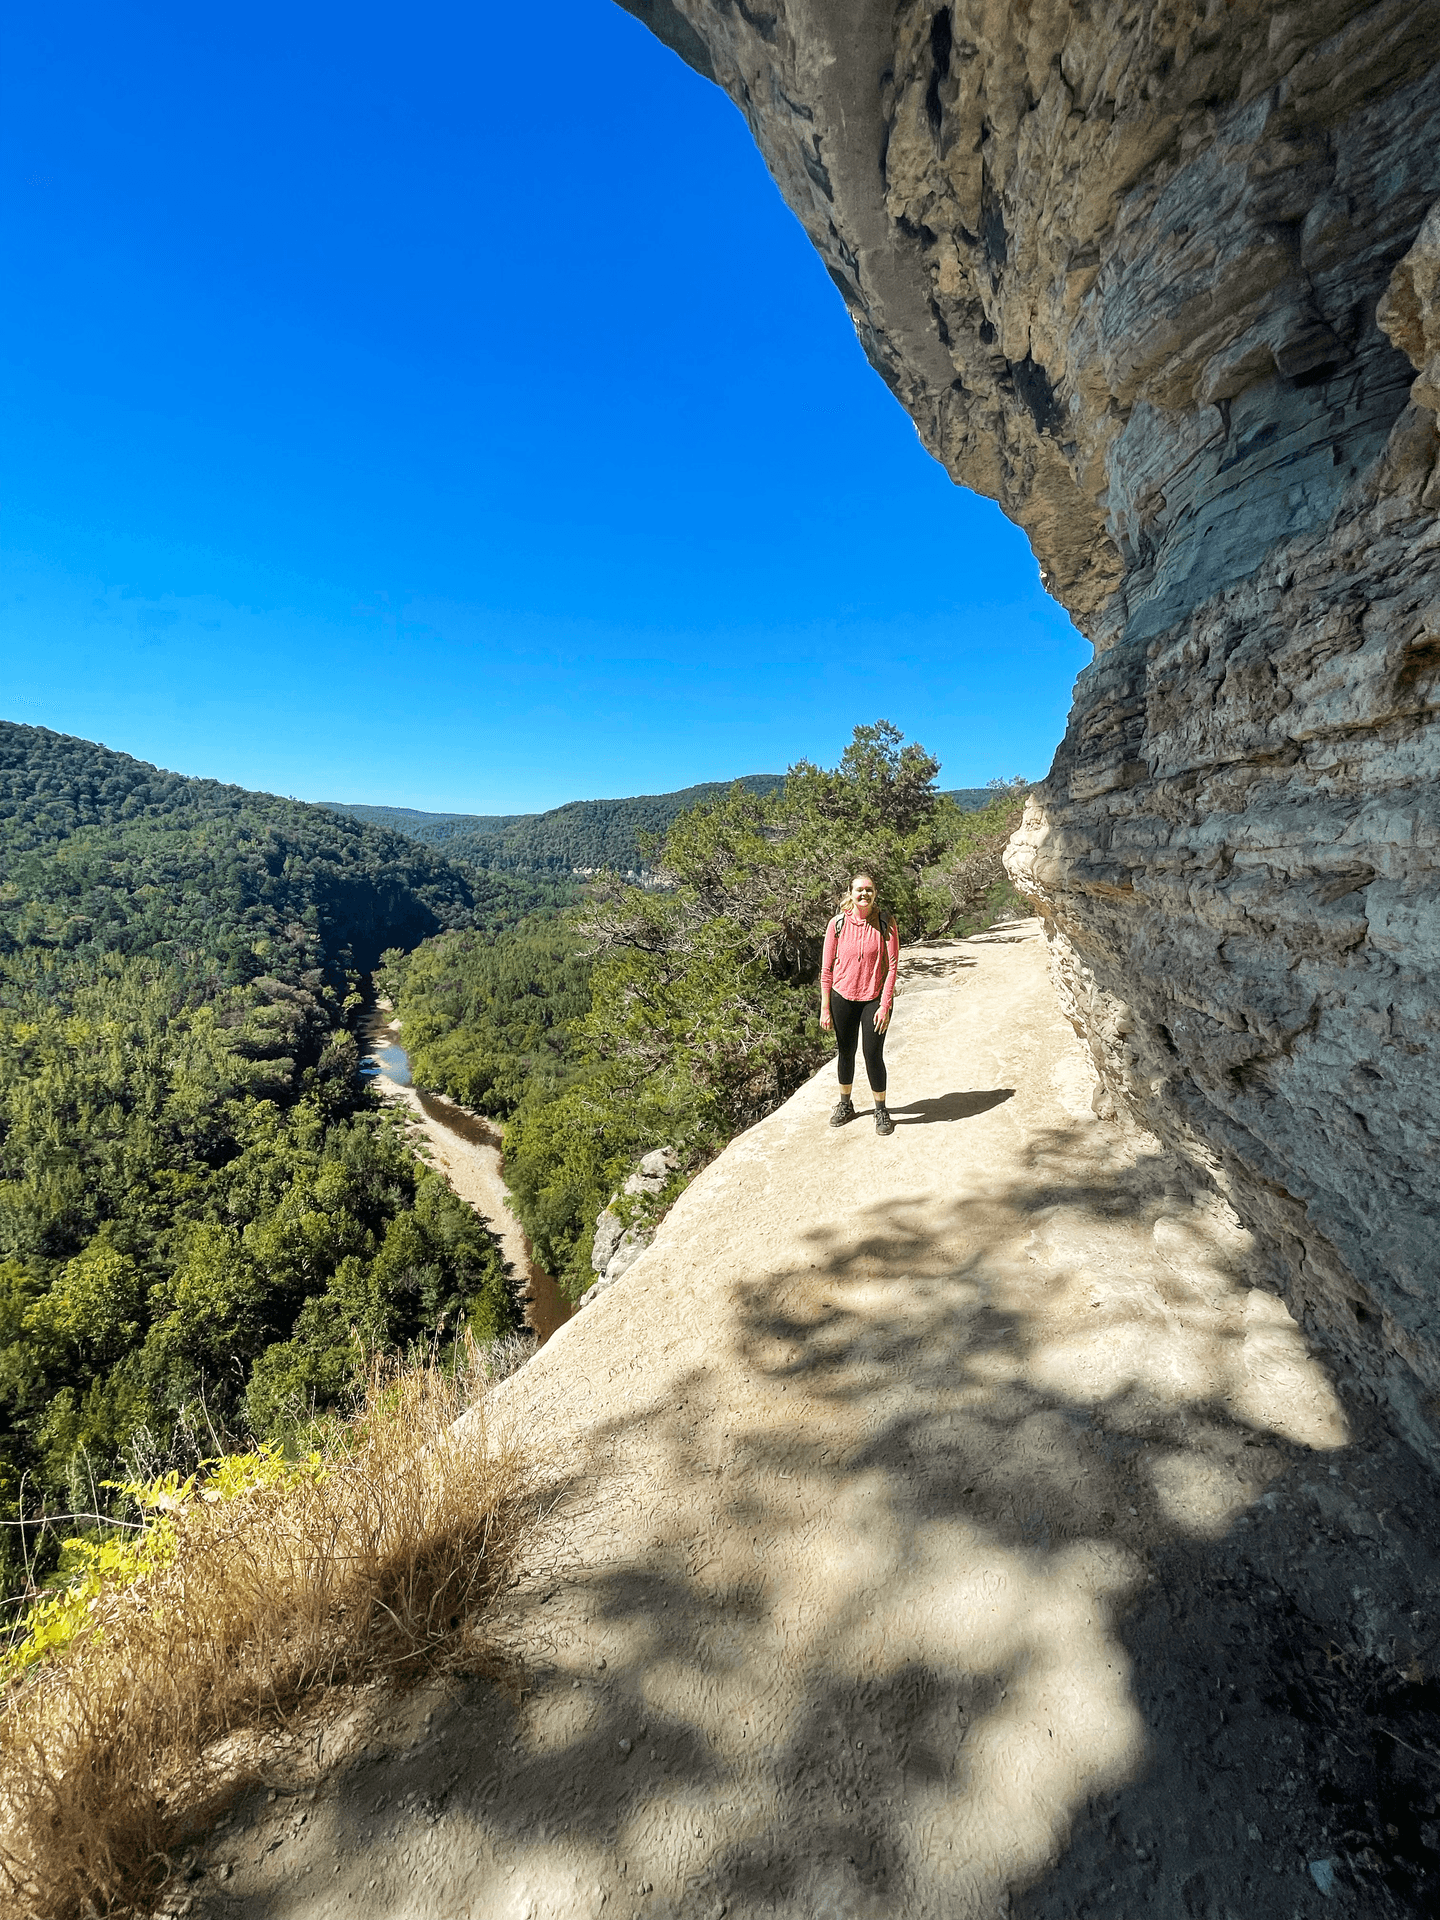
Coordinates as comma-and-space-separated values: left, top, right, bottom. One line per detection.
821, 909, 899, 1019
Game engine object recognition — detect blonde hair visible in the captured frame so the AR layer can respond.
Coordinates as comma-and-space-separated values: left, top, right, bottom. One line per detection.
839, 873, 890, 934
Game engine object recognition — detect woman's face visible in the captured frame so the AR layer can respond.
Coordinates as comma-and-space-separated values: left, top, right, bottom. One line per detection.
851, 876, 876, 919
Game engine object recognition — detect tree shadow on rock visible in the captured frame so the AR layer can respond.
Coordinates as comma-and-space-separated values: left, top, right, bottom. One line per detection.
196, 1126, 1440, 1920
1009, 1415, 1440, 1920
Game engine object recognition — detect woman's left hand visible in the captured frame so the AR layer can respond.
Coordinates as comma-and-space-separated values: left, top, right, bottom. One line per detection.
874, 1008, 889, 1033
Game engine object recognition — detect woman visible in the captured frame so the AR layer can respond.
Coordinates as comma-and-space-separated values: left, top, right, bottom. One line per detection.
820, 872, 899, 1135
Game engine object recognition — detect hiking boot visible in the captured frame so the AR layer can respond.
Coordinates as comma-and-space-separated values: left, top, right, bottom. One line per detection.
874, 1103, 895, 1136
829, 1094, 855, 1127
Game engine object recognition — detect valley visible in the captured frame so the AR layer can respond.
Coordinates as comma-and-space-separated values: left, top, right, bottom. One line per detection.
358, 999, 573, 1347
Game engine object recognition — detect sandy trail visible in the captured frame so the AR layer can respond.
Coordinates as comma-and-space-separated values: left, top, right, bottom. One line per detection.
197, 925, 1440, 1920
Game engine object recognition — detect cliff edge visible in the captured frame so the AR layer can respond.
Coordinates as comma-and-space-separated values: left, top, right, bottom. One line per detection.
192, 928, 1440, 1917
616, 0, 1440, 1465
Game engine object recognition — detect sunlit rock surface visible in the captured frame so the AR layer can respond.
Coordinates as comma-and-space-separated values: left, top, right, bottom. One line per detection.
620, 0, 1440, 1459
201, 932, 1440, 1918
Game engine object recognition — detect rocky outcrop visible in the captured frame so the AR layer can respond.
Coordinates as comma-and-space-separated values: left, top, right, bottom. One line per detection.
620, 2, 1440, 1457
584, 1147, 681, 1304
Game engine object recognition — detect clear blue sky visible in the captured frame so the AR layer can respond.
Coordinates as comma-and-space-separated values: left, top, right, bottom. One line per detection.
0, 1, 1087, 812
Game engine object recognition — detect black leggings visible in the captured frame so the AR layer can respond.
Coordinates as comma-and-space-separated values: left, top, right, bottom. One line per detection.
830, 990, 887, 1094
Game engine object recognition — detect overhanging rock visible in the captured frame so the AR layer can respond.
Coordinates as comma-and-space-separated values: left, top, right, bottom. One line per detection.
618, 0, 1440, 1461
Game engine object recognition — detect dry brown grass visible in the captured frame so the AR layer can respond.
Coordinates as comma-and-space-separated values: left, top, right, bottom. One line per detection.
0, 1350, 530, 1920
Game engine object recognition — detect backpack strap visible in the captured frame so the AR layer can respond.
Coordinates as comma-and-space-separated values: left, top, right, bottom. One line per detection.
834, 909, 894, 944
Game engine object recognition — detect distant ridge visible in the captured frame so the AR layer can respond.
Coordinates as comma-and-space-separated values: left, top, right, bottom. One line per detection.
322, 780, 998, 876
0, 719, 491, 973
321, 778, 786, 876
324, 804, 534, 837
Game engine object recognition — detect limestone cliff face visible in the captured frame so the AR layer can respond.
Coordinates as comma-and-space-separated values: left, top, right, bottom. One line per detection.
620, 0, 1440, 1456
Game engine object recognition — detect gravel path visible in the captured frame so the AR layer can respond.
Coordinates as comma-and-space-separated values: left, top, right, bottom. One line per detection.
192, 924, 1440, 1919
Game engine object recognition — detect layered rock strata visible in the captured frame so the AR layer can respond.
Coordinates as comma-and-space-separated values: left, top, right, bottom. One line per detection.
620, 0, 1440, 1456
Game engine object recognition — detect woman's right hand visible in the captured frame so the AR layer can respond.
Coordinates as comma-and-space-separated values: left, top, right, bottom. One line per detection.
819, 1005, 832, 1031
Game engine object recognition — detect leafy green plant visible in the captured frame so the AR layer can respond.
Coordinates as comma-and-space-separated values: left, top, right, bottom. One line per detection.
0, 1448, 315, 1684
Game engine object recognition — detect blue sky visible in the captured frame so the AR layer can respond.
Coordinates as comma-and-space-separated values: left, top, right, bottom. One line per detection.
0, 1, 1087, 812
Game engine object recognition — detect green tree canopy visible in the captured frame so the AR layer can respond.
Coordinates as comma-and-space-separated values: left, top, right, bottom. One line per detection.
0, 724, 528, 1577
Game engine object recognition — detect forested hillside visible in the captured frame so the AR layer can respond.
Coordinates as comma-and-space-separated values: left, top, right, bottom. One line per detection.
326, 776, 788, 875
324, 803, 529, 840
0, 724, 525, 1573
0, 724, 574, 979
379, 916, 592, 1116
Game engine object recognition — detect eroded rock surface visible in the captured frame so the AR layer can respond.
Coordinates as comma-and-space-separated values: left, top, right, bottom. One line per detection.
620, 0, 1440, 1457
